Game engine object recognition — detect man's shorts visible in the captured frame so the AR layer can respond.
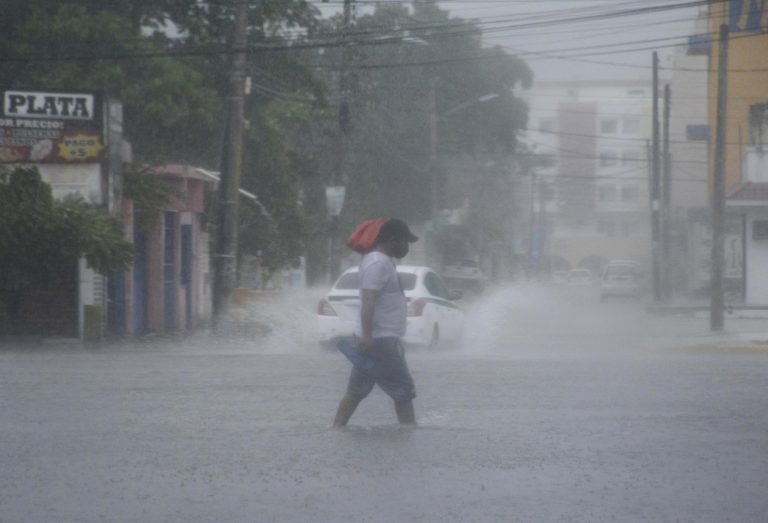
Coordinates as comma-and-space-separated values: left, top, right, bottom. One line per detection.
346, 337, 416, 402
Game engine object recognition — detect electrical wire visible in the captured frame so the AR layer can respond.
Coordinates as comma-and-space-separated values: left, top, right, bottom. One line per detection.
0, 0, 733, 66
525, 127, 751, 148
526, 105, 744, 123
523, 136, 709, 166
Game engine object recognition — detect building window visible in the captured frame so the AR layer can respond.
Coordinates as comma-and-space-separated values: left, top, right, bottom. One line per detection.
622, 118, 641, 135
750, 103, 768, 147
686, 124, 710, 141
598, 185, 617, 201
597, 220, 616, 236
600, 119, 618, 134
754, 220, 768, 240
621, 185, 640, 201
599, 150, 619, 167
627, 89, 646, 96
687, 34, 712, 55
622, 150, 640, 166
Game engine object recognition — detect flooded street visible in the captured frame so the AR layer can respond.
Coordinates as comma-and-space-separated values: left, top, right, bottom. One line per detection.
3, 1, 767, 521
2, 285, 768, 522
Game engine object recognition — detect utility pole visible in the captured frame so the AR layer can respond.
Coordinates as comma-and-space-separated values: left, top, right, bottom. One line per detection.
710, 24, 729, 332
528, 169, 538, 279
328, 0, 354, 284
539, 179, 548, 277
429, 77, 439, 226
213, 1, 249, 328
662, 84, 672, 301
650, 51, 662, 302
428, 76, 441, 268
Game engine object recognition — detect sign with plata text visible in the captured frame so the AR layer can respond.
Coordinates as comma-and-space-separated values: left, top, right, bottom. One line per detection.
0, 89, 104, 164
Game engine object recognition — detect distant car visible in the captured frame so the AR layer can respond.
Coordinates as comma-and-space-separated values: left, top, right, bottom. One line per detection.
317, 265, 465, 348
443, 260, 486, 296
568, 268, 594, 286
551, 270, 570, 285
600, 260, 643, 300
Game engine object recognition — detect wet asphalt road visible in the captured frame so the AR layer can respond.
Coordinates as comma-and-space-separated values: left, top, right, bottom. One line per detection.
1, 285, 767, 522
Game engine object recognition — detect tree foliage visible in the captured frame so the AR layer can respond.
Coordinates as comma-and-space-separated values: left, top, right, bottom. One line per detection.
0, 0, 325, 273
123, 166, 183, 232
307, 1, 532, 233
0, 1, 221, 164
0, 166, 133, 331
0, 1, 533, 283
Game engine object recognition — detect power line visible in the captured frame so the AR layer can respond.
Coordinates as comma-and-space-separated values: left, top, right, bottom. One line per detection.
527, 105, 743, 123
541, 172, 707, 183
495, 38, 768, 74
282, 3, 712, 44
300, 30, 763, 71
525, 89, 767, 101
525, 127, 751, 148
312, 0, 713, 41
523, 136, 709, 166
0, 0, 730, 66
302, 2, 712, 51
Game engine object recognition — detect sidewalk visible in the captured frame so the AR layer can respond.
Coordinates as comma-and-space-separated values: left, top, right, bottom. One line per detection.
644, 300, 768, 347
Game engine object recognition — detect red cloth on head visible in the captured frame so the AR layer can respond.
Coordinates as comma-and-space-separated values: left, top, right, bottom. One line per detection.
345, 219, 385, 254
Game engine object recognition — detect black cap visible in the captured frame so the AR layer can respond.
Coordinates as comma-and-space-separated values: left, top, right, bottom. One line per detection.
378, 218, 419, 243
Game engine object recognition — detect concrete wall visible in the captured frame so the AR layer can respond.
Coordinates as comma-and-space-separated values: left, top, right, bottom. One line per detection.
746, 209, 768, 303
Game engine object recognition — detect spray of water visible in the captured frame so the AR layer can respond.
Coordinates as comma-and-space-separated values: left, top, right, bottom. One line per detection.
216, 287, 329, 354
207, 281, 746, 359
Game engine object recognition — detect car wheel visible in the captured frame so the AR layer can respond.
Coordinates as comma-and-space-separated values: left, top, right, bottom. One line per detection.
429, 324, 439, 348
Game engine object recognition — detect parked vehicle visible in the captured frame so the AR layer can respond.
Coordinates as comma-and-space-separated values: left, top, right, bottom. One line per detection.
317, 265, 465, 348
551, 270, 570, 285
568, 268, 594, 286
442, 259, 486, 296
600, 260, 643, 300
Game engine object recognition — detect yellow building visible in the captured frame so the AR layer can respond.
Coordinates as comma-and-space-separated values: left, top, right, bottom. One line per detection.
708, 0, 768, 304
708, 0, 768, 191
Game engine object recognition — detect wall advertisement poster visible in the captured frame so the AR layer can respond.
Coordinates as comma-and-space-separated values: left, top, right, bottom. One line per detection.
0, 89, 104, 164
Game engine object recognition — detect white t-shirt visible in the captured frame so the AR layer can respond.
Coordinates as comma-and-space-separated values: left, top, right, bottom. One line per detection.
355, 251, 407, 339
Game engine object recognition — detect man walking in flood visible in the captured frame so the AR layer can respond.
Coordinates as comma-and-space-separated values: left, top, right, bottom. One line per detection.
333, 218, 419, 428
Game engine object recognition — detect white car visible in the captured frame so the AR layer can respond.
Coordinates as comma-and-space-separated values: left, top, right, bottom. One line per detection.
568, 268, 594, 286
600, 260, 644, 300
442, 260, 486, 296
317, 265, 465, 348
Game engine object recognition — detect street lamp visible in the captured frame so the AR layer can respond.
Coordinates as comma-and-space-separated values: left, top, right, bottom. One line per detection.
430, 90, 501, 227
398, 35, 502, 263
440, 93, 500, 118
428, 89, 501, 271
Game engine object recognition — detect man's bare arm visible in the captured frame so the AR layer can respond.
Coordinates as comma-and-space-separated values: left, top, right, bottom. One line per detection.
359, 288, 378, 352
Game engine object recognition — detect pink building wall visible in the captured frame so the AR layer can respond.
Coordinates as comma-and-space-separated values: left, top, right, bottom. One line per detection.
131, 165, 213, 335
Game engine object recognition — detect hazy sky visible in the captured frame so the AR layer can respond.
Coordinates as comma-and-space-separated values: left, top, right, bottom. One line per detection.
313, 1, 703, 83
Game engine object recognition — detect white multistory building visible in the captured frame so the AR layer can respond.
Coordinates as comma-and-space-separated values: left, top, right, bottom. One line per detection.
523, 80, 654, 276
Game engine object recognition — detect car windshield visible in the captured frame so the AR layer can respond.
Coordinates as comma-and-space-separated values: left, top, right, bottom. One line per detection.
334, 272, 417, 291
